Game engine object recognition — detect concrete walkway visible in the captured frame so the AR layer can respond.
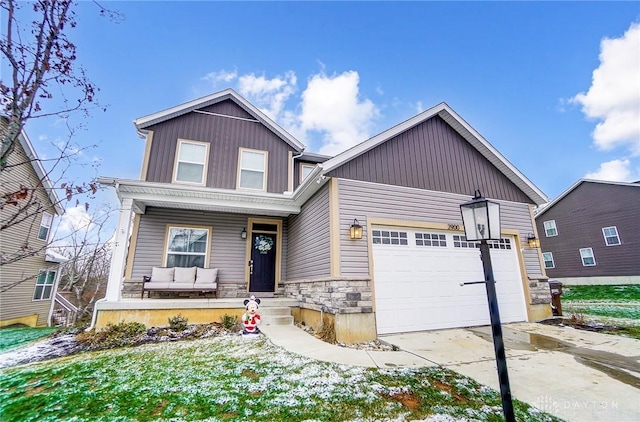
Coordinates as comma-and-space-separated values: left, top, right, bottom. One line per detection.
260, 322, 640, 422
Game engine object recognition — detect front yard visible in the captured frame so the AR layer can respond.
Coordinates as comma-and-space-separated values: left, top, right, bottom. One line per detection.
0, 330, 561, 422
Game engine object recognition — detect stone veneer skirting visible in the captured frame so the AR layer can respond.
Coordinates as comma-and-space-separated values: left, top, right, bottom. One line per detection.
281, 277, 373, 315
528, 277, 552, 305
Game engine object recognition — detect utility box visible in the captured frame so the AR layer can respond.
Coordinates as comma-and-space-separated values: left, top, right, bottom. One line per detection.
549, 280, 563, 316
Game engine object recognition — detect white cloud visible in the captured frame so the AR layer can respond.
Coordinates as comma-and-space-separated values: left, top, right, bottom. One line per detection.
571, 22, 640, 155
202, 68, 238, 85
56, 205, 95, 234
296, 71, 379, 155
416, 101, 424, 114
584, 158, 635, 182
237, 71, 297, 120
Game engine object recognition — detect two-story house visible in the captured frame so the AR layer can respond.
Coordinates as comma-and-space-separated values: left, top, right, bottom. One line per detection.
0, 122, 66, 327
535, 179, 640, 286
95, 89, 551, 342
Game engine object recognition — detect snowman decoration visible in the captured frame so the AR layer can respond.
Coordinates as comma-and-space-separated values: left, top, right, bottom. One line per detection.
242, 295, 262, 336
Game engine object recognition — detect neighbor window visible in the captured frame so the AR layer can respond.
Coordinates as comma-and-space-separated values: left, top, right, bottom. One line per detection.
579, 248, 596, 266
174, 139, 208, 184
543, 220, 558, 237
165, 226, 210, 267
602, 226, 621, 246
542, 252, 555, 269
38, 212, 53, 241
238, 148, 267, 190
33, 270, 56, 300
300, 164, 315, 182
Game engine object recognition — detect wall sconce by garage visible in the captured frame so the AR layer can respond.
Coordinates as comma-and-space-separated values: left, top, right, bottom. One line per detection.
527, 233, 540, 248
349, 219, 363, 240
241, 228, 247, 239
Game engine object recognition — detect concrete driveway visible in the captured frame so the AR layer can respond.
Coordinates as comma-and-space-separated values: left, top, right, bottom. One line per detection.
381, 322, 640, 422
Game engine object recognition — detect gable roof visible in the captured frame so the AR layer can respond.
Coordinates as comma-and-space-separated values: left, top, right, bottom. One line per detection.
535, 178, 640, 218
133, 88, 305, 153
320, 102, 548, 206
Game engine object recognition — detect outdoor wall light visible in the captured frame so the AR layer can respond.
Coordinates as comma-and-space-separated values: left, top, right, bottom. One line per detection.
241, 228, 247, 239
349, 219, 363, 240
527, 233, 540, 248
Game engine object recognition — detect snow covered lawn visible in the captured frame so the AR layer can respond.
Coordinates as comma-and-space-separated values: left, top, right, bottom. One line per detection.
0, 326, 57, 353
0, 335, 562, 421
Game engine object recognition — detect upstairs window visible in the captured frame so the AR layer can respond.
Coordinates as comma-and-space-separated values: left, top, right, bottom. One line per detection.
300, 163, 315, 182
38, 212, 53, 241
174, 139, 208, 185
542, 252, 555, 269
238, 148, 267, 191
165, 226, 210, 268
543, 220, 558, 237
579, 248, 596, 266
33, 270, 56, 300
602, 226, 621, 246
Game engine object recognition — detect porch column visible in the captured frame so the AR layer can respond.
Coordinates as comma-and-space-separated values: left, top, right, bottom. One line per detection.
105, 198, 134, 301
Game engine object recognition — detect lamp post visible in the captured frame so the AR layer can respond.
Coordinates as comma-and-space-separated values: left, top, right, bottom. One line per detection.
460, 190, 515, 422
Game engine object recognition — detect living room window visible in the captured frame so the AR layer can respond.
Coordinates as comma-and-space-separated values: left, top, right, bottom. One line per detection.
238, 148, 267, 191
173, 139, 209, 185
33, 269, 56, 300
579, 248, 596, 266
602, 226, 621, 246
165, 226, 210, 268
542, 252, 555, 269
38, 212, 53, 241
543, 220, 558, 237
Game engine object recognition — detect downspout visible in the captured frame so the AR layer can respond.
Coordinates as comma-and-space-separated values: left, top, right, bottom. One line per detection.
290, 149, 305, 192
87, 298, 107, 331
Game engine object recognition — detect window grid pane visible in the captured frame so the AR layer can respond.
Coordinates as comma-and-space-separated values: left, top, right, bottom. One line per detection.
166, 228, 209, 268
580, 248, 596, 266
544, 220, 558, 237
602, 227, 620, 246
415, 232, 447, 247
542, 252, 555, 269
372, 230, 408, 246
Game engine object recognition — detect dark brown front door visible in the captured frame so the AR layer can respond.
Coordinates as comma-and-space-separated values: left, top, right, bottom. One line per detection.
249, 233, 277, 292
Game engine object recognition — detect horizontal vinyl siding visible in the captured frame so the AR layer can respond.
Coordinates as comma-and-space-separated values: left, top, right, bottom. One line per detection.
327, 116, 533, 204
537, 183, 640, 278
287, 184, 330, 280
0, 137, 58, 326
131, 208, 286, 284
145, 100, 293, 193
338, 179, 541, 278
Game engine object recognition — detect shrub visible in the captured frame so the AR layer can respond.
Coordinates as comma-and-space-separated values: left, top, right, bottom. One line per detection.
168, 314, 189, 331
77, 321, 146, 349
221, 314, 239, 330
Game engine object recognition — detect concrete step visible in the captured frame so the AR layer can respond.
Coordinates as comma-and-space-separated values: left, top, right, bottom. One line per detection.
259, 306, 293, 316
261, 314, 294, 326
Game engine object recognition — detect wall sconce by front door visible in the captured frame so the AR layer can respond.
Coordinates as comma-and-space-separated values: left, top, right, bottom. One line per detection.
349, 219, 363, 240
526, 233, 540, 248
241, 228, 247, 239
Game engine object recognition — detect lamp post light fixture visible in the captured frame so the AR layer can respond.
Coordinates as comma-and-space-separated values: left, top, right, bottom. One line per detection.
349, 219, 363, 240
459, 190, 515, 422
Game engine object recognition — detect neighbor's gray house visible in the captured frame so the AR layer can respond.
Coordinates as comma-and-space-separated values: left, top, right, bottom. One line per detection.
0, 121, 66, 327
535, 179, 640, 286
96, 89, 551, 342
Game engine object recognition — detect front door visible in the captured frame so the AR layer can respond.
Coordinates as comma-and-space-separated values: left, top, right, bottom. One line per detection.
249, 232, 277, 292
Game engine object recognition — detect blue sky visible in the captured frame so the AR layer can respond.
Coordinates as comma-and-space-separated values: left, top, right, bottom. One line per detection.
9, 1, 640, 233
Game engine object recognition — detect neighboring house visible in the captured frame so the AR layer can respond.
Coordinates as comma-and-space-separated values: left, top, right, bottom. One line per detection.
535, 179, 640, 286
0, 123, 66, 327
96, 89, 550, 342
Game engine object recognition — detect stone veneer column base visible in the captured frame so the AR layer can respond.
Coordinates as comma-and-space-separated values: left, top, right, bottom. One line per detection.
527, 277, 553, 320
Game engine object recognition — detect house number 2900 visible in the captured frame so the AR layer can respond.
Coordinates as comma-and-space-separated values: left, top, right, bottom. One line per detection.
448, 224, 460, 231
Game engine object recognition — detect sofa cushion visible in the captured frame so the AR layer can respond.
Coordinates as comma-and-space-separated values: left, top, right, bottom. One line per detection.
193, 283, 217, 290
144, 282, 172, 289
196, 267, 218, 284
151, 267, 174, 283
174, 266, 197, 283
169, 283, 198, 290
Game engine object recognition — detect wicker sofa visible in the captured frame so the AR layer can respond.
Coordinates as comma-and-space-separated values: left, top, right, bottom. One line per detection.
141, 266, 218, 299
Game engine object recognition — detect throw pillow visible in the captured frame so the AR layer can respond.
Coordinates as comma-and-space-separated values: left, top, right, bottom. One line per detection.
196, 267, 218, 284
151, 267, 174, 283
174, 266, 197, 283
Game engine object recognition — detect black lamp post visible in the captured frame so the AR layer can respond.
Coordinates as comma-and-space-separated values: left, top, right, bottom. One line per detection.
460, 190, 515, 422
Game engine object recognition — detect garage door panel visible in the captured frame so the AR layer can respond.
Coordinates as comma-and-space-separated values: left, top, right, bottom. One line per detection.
373, 227, 527, 334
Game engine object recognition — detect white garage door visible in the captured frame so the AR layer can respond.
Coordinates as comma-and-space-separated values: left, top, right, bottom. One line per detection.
372, 226, 527, 334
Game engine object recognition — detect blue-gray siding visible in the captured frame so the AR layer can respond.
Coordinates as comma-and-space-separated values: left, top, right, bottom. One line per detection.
286, 184, 331, 280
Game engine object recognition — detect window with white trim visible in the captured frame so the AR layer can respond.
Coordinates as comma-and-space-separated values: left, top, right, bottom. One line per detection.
579, 248, 596, 266
372, 230, 408, 245
300, 163, 315, 182
38, 212, 53, 241
542, 252, 555, 269
543, 220, 558, 237
165, 227, 209, 267
174, 139, 208, 185
33, 270, 56, 300
415, 232, 447, 247
602, 226, 621, 246
238, 148, 267, 190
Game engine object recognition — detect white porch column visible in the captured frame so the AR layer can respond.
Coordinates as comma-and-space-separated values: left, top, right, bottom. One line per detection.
105, 197, 134, 301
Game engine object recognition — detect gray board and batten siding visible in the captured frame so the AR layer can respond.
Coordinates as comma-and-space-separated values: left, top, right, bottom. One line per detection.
536, 181, 640, 278
326, 115, 534, 204
336, 179, 542, 279
144, 99, 296, 194
286, 183, 331, 280
130, 207, 288, 283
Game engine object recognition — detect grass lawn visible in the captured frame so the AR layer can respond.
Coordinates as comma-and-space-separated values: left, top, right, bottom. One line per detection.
561, 284, 640, 302
0, 336, 562, 422
0, 326, 57, 353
